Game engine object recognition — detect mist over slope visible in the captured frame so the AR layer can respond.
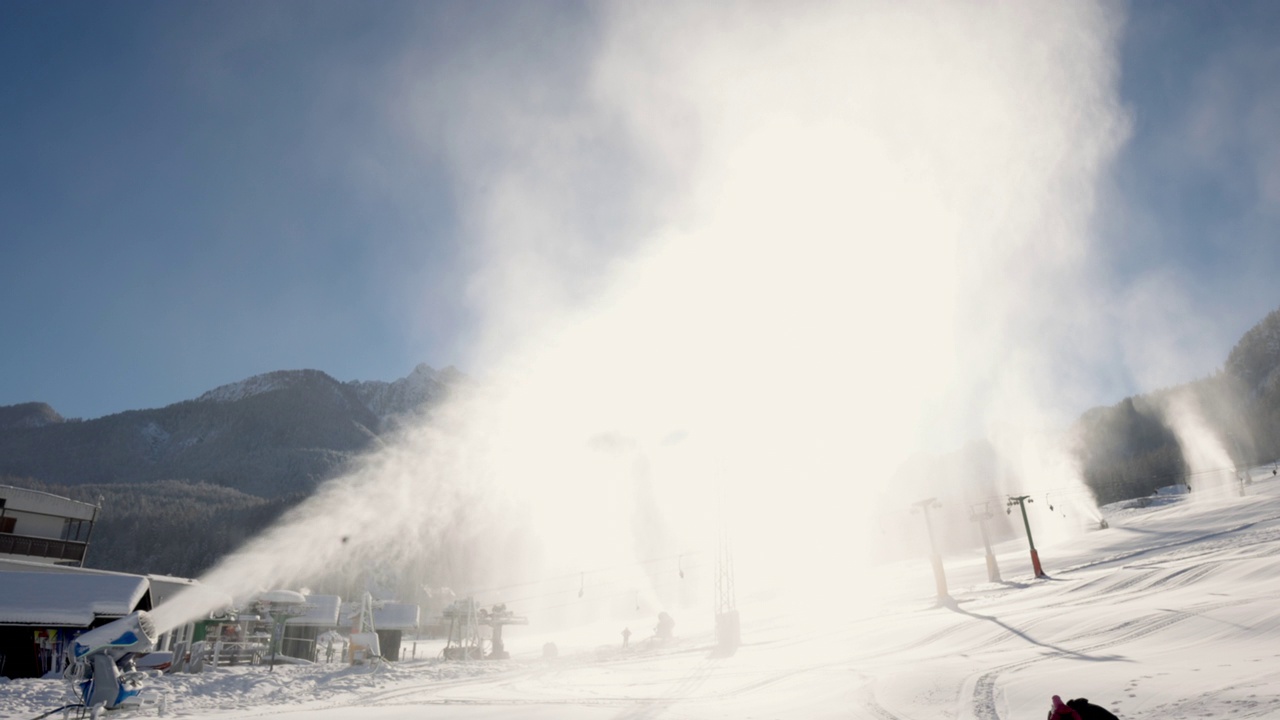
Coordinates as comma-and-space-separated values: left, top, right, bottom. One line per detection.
4, 303, 1280, 582
9, 466, 1280, 719
842, 305, 1280, 512
1073, 306, 1280, 503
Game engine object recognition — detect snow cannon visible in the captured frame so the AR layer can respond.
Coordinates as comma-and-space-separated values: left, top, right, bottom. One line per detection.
65, 610, 163, 713
71, 610, 157, 662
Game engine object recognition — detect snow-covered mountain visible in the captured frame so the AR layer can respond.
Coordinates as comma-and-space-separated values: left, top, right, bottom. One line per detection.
196, 370, 319, 404
196, 364, 459, 426
345, 363, 459, 422
0, 365, 462, 499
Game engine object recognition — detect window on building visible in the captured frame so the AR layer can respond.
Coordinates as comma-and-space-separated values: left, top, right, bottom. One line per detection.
61, 519, 91, 542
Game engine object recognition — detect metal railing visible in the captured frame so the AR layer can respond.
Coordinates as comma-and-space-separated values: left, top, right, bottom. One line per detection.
0, 532, 87, 563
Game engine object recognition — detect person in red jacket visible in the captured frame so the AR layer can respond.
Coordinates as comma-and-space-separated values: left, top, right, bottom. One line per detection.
1048, 695, 1083, 720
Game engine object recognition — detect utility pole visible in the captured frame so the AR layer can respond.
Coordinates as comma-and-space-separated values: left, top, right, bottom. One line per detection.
713, 485, 739, 651
912, 498, 949, 602
714, 524, 739, 649
969, 502, 1001, 583
1007, 495, 1046, 578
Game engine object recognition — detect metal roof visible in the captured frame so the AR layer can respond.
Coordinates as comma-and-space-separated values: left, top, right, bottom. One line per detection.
284, 594, 342, 627
0, 571, 148, 626
0, 485, 98, 522
340, 600, 421, 631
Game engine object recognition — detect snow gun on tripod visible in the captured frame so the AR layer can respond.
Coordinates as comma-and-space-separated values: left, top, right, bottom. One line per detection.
59, 610, 165, 717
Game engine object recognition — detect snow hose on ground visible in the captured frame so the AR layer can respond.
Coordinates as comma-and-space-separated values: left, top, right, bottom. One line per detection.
29, 704, 85, 720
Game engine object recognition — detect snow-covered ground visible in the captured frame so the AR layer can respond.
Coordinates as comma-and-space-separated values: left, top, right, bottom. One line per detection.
7, 473, 1280, 720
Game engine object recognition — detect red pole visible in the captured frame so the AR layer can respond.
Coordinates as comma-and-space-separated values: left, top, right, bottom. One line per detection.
1008, 496, 1046, 579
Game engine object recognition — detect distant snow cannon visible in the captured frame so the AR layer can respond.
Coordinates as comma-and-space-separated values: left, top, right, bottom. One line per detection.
479, 603, 528, 660
441, 598, 484, 661
441, 599, 527, 660
64, 610, 164, 714
655, 611, 675, 641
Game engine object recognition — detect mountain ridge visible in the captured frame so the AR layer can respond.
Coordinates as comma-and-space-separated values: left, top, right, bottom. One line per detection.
0, 364, 460, 498
0, 402, 65, 430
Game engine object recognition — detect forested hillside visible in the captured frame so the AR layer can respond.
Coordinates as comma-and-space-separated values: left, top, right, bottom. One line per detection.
1, 476, 300, 577
0, 364, 457, 578
0, 365, 455, 498
1074, 308, 1280, 503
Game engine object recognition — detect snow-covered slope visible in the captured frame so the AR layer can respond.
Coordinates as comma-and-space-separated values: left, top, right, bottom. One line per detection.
6, 474, 1280, 719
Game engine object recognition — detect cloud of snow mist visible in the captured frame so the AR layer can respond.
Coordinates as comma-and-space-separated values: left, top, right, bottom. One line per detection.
157, 0, 1134, 630
1115, 278, 1243, 503
1095, 10, 1280, 504
1116, 271, 1226, 393
1162, 391, 1241, 498
412, 1, 1130, 597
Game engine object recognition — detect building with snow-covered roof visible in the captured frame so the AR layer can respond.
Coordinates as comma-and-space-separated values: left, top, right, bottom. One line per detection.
373, 602, 420, 631
373, 603, 419, 662
279, 594, 342, 661
0, 571, 149, 625
0, 559, 227, 674
0, 485, 99, 566
0, 570, 152, 679
341, 600, 420, 661
284, 594, 341, 628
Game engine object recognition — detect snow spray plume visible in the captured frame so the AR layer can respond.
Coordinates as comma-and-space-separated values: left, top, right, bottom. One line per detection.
1115, 275, 1251, 500
149, 397, 499, 632
1160, 391, 1241, 497
158, 0, 1132, 629
421, 0, 1131, 603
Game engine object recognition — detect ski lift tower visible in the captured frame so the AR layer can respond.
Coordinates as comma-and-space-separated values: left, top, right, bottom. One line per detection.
714, 516, 740, 650
441, 598, 485, 660
256, 590, 310, 672
478, 603, 528, 660
912, 497, 949, 602
348, 592, 381, 665
969, 501, 1001, 583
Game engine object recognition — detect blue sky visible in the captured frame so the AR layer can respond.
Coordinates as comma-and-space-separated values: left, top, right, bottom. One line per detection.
2, 1, 1279, 421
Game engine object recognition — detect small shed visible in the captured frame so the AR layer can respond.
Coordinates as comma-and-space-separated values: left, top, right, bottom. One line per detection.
340, 600, 419, 662
280, 594, 341, 661
372, 602, 419, 662
0, 559, 216, 656
0, 571, 151, 678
